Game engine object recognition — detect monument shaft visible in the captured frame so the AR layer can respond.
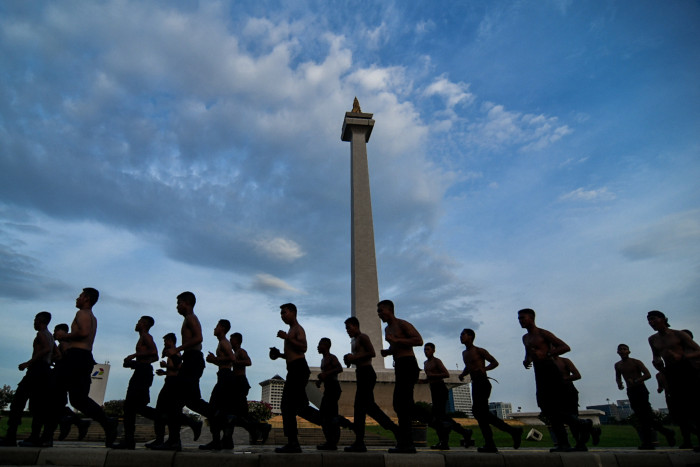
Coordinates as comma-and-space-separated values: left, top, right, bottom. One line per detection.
342, 109, 384, 370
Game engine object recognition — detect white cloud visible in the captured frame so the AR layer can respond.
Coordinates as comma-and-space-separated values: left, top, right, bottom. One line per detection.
559, 187, 616, 202
250, 273, 304, 293
424, 75, 474, 109
466, 102, 573, 152
254, 237, 305, 262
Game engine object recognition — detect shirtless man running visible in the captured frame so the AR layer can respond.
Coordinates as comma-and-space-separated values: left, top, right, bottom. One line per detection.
615, 343, 675, 449
518, 308, 588, 452
269, 303, 318, 453
647, 310, 700, 451
460, 328, 522, 453
52, 288, 117, 447
113, 316, 159, 449
343, 316, 398, 452
378, 299, 423, 454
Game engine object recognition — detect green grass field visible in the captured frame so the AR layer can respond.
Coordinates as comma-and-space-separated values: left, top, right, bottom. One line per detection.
366, 423, 681, 448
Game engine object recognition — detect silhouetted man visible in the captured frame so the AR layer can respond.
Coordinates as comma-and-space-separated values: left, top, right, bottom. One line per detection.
0, 312, 53, 447
113, 316, 159, 449
145, 333, 202, 449
154, 291, 217, 451
647, 310, 700, 451
615, 343, 675, 449
460, 329, 522, 453
314, 337, 352, 450
420, 342, 474, 450
199, 319, 236, 450
52, 288, 117, 447
342, 316, 398, 452
518, 308, 588, 452
269, 303, 318, 453
378, 299, 423, 454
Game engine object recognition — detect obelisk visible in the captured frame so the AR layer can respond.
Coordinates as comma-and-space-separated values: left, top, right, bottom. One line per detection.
341, 98, 384, 371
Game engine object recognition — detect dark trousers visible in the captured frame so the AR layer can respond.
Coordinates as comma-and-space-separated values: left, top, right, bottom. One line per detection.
154, 376, 194, 441
123, 363, 156, 442
6, 362, 51, 440
534, 360, 568, 447
320, 379, 341, 446
393, 356, 419, 447
471, 374, 514, 447
51, 349, 109, 432
429, 381, 466, 442
167, 350, 215, 442
353, 365, 397, 444
665, 360, 700, 440
628, 384, 672, 445
280, 358, 320, 442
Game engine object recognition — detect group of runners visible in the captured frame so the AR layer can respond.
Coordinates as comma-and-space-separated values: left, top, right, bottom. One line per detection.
1, 288, 699, 454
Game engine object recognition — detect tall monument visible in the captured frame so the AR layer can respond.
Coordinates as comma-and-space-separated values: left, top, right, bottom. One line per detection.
341, 98, 384, 371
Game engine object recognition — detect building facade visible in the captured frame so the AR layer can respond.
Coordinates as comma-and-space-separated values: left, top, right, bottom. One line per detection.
259, 374, 285, 414
446, 384, 473, 417
489, 401, 513, 420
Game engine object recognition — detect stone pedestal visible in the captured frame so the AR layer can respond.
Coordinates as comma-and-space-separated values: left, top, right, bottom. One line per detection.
307, 367, 469, 417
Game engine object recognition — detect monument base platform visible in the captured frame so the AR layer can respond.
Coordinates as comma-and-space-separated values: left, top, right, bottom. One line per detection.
307, 368, 469, 418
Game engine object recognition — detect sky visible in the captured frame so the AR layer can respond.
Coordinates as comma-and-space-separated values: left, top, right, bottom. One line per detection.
1, 1, 699, 414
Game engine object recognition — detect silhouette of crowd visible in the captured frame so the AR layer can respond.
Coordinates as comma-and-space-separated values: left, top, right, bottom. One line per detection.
1, 288, 698, 454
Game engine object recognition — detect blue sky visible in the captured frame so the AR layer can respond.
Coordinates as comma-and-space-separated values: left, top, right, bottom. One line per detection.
1, 1, 699, 413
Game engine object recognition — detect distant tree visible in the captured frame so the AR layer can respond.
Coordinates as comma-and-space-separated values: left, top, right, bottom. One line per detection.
447, 410, 469, 418
103, 400, 125, 418
0, 385, 14, 410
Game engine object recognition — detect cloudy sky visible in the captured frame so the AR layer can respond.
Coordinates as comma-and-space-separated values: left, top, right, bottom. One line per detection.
1, 1, 699, 413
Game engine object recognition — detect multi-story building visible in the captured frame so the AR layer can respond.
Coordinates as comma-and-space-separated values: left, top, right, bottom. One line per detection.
259, 374, 285, 414
489, 401, 513, 420
446, 383, 473, 417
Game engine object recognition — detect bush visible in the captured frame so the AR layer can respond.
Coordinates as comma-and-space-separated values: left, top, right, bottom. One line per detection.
247, 401, 272, 422
103, 400, 125, 418
0, 385, 14, 410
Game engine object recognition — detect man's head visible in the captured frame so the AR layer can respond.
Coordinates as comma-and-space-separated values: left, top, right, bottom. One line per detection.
54, 323, 69, 334
136, 316, 155, 332
377, 300, 394, 323
424, 342, 435, 358
280, 303, 297, 324
344, 317, 360, 338
216, 319, 231, 336
230, 332, 242, 348
34, 311, 51, 330
460, 328, 475, 346
176, 291, 196, 315
317, 337, 331, 354
77, 287, 99, 309
617, 343, 630, 359
163, 332, 177, 347
647, 310, 669, 331
517, 308, 536, 328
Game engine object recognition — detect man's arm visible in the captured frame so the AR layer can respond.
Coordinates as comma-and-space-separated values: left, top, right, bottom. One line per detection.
634, 359, 652, 383
563, 358, 581, 382
522, 336, 533, 369
19, 332, 53, 371
648, 335, 664, 371
234, 348, 252, 367
482, 348, 499, 372
433, 357, 451, 379
542, 329, 570, 357
615, 362, 624, 390
319, 354, 343, 380
125, 335, 159, 363
392, 320, 423, 347
344, 334, 376, 365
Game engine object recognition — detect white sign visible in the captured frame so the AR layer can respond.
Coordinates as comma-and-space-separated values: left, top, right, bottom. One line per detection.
87, 363, 110, 406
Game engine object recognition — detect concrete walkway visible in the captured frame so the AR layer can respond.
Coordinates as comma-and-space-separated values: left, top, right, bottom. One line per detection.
1, 444, 698, 467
